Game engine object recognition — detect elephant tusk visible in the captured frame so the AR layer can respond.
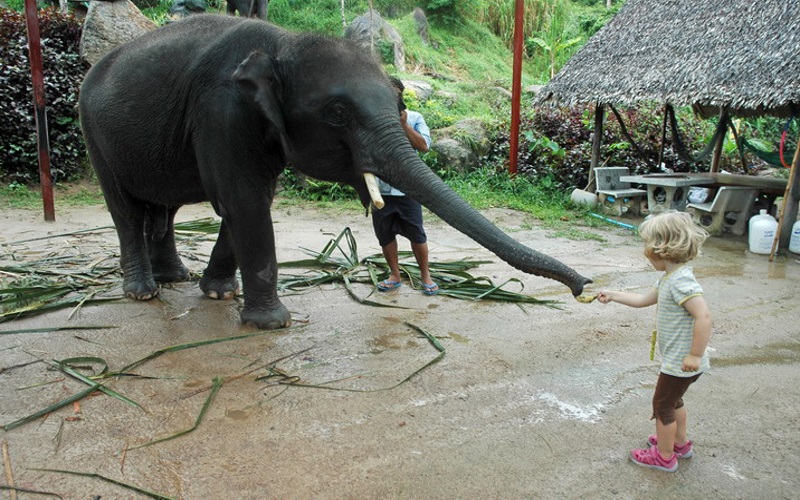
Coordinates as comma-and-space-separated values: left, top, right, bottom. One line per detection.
363, 173, 385, 209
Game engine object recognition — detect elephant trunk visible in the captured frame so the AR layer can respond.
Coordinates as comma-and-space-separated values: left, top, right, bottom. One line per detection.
362, 128, 591, 296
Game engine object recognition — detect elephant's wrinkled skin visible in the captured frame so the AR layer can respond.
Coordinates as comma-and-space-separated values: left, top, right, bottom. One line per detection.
79, 14, 590, 329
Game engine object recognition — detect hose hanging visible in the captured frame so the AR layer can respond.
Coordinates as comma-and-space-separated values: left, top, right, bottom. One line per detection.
667, 104, 728, 165
608, 104, 655, 169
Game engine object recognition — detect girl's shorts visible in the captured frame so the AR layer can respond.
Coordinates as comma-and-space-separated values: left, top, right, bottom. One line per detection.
651, 372, 702, 425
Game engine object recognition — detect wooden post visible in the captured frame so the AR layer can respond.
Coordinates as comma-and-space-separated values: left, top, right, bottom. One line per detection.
710, 111, 729, 174
24, 0, 55, 221
657, 104, 668, 169
587, 103, 605, 192
508, 0, 524, 176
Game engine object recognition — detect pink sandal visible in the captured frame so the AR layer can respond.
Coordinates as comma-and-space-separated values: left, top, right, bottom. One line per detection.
630, 446, 678, 472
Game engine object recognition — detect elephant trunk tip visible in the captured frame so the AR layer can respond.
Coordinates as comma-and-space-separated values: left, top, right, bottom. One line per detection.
570, 276, 593, 297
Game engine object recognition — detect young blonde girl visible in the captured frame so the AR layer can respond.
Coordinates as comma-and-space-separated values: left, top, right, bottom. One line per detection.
598, 210, 712, 472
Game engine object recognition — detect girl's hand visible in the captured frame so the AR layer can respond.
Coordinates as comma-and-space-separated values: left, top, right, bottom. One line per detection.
682, 355, 701, 372
597, 291, 613, 304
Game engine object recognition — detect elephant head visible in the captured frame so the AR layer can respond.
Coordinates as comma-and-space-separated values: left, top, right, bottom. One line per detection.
233, 37, 591, 296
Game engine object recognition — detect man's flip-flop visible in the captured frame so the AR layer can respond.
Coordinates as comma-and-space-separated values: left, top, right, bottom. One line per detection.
422, 282, 439, 295
377, 279, 402, 291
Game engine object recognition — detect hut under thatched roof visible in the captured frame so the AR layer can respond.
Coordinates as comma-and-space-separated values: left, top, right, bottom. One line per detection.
533, 0, 800, 250
535, 0, 800, 118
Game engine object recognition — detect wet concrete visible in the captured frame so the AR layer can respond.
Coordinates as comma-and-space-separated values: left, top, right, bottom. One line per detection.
1, 202, 799, 499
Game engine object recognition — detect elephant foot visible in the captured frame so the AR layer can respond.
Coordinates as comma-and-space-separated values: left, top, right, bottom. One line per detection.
200, 274, 240, 300
123, 278, 159, 301
240, 302, 292, 330
152, 264, 191, 284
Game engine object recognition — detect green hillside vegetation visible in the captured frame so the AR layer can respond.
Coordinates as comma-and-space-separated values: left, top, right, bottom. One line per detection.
15, 0, 781, 228
140, 0, 617, 126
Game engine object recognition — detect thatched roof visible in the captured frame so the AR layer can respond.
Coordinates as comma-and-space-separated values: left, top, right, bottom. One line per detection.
534, 0, 800, 118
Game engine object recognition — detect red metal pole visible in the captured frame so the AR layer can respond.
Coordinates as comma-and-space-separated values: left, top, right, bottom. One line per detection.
508, 0, 525, 176
24, 0, 55, 221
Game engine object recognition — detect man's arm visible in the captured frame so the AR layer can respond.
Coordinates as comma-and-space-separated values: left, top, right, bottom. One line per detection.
401, 110, 430, 152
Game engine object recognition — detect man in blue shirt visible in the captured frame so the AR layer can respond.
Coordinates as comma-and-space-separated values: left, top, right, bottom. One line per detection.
372, 78, 438, 295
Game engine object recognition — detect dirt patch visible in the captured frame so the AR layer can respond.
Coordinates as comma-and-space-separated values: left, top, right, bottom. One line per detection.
1, 202, 799, 498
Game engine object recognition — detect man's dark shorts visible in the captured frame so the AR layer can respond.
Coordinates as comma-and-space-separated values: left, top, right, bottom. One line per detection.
651, 372, 702, 425
372, 195, 427, 247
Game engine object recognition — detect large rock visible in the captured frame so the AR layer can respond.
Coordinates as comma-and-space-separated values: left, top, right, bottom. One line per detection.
80, 0, 157, 66
431, 119, 491, 173
402, 80, 433, 101
432, 138, 476, 174
412, 7, 429, 45
345, 10, 405, 71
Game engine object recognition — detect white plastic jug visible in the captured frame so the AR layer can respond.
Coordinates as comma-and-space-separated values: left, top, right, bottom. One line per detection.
789, 219, 800, 254
749, 210, 778, 255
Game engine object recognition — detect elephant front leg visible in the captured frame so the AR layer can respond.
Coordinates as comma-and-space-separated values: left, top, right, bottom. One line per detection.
200, 220, 240, 300
225, 211, 290, 330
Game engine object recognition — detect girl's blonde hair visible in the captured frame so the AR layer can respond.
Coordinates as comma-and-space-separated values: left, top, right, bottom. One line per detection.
639, 210, 708, 263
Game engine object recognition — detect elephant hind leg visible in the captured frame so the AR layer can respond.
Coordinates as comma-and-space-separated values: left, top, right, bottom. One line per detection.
200, 220, 240, 300
110, 197, 159, 300
84, 130, 160, 300
146, 205, 191, 283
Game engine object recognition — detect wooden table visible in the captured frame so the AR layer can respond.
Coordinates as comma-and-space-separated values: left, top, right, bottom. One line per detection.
620, 173, 788, 213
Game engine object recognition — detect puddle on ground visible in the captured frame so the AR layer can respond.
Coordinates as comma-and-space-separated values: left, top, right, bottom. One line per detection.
448, 332, 470, 344
694, 265, 745, 278
369, 331, 417, 352
225, 409, 249, 420
712, 340, 800, 368
695, 248, 795, 279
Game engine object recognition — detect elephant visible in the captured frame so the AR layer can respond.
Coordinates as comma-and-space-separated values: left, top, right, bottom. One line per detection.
78, 14, 591, 330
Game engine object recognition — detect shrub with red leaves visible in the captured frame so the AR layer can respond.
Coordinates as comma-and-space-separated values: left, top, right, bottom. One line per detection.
482, 101, 729, 191
0, 8, 87, 183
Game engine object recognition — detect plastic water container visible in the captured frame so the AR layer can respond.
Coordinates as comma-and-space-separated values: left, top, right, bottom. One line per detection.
789, 219, 800, 254
570, 188, 598, 207
748, 209, 778, 255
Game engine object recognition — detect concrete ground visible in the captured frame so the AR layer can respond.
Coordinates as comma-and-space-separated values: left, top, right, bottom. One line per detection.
1, 201, 798, 499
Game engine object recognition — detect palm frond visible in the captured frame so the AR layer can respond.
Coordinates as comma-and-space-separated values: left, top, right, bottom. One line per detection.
277, 227, 560, 308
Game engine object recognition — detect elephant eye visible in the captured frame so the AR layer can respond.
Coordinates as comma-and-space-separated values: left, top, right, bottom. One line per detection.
326, 102, 351, 126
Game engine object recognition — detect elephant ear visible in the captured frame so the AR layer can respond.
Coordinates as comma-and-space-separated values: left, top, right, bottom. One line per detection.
233, 50, 286, 135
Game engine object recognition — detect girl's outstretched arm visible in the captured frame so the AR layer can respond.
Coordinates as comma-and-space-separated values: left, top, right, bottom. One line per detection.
598, 288, 657, 308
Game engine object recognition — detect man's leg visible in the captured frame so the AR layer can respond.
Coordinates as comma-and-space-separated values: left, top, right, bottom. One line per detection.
411, 241, 435, 287
382, 239, 402, 284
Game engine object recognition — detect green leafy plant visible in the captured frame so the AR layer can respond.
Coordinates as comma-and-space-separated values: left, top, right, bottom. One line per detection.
528, 34, 583, 78
526, 0, 582, 79
0, 8, 87, 183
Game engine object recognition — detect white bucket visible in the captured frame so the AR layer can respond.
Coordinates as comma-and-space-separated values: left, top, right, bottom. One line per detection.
570, 188, 598, 207
748, 210, 778, 255
789, 219, 800, 254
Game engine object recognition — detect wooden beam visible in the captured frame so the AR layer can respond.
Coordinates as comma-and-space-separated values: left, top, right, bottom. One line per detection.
770, 133, 800, 259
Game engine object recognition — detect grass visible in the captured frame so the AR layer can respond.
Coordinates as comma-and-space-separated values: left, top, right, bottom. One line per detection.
0, 167, 617, 243
0, 180, 105, 210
